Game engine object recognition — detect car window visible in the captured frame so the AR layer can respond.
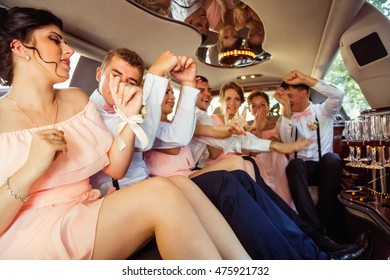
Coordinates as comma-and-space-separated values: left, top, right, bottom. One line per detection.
324, 0, 390, 119
324, 51, 370, 119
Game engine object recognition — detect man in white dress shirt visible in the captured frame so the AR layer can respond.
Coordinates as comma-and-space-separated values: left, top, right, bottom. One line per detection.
191, 75, 369, 255
190, 75, 318, 167
90, 49, 199, 193
275, 70, 347, 245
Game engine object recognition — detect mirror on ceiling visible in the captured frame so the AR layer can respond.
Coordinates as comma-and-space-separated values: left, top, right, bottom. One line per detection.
131, 0, 271, 68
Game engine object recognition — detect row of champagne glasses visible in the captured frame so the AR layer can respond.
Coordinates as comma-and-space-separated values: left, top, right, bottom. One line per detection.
343, 115, 390, 142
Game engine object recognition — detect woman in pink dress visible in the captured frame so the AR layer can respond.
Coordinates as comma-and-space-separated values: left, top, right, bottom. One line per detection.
212, 82, 295, 210
206, 81, 247, 165
247, 90, 296, 210
0, 6, 250, 260
142, 81, 343, 260
144, 83, 252, 178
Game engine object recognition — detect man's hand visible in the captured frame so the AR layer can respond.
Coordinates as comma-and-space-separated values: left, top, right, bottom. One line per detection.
283, 70, 317, 87
109, 74, 143, 117
270, 139, 312, 154
170, 56, 197, 87
148, 51, 180, 77
148, 51, 197, 87
273, 87, 291, 118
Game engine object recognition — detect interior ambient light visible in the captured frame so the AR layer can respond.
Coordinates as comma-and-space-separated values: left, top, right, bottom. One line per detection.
237, 74, 262, 80
218, 49, 256, 67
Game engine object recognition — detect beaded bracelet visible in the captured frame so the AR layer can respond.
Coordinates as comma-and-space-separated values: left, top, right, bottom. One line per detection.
5, 177, 30, 203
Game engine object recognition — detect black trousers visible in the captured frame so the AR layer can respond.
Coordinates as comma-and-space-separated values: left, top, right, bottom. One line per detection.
286, 152, 346, 240
191, 170, 329, 260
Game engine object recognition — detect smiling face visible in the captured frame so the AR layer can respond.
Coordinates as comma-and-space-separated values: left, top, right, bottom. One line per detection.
285, 86, 309, 113
161, 84, 175, 121
26, 24, 75, 84
195, 80, 212, 111
96, 55, 142, 106
222, 88, 242, 117
249, 95, 269, 116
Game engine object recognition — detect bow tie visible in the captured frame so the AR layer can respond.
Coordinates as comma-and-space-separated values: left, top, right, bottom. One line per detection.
103, 103, 116, 114
292, 109, 312, 121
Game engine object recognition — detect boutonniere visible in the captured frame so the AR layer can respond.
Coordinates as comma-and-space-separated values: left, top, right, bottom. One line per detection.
140, 105, 148, 119
307, 120, 319, 130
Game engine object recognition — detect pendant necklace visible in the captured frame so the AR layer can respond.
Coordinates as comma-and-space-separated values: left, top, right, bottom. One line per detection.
6, 95, 59, 128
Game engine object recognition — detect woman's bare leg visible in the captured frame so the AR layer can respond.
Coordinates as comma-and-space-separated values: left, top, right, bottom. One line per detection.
168, 175, 251, 260
244, 159, 256, 181
92, 177, 221, 260
189, 155, 256, 181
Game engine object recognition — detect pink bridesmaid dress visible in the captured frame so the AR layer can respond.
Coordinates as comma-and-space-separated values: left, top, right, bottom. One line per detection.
0, 101, 114, 259
254, 125, 296, 211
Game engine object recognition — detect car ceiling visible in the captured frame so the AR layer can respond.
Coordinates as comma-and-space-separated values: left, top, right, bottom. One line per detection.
0, 0, 368, 93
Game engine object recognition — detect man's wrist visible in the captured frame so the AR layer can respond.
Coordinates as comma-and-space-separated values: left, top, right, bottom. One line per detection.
181, 80, 196, 88
147, 66, 165, 77
304, 76, 318, 87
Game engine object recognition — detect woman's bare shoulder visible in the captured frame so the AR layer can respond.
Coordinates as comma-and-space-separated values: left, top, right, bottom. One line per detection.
55, 87, 91, 118
56, 87, 90, 108
56, 87, 89, 101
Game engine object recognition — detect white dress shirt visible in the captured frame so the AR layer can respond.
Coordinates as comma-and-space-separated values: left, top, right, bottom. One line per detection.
278, 80, 344, 161
89, 73, 168, 191
152, 86, 200, 149
190, 108, 272, 168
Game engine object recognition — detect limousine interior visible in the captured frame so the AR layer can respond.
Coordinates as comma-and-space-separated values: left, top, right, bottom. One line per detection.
1, 0, 389, 259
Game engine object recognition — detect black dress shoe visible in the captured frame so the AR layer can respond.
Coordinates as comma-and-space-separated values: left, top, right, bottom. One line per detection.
329, 244, 366, 260
329, 231, 370, 260
315, 234, 354, 253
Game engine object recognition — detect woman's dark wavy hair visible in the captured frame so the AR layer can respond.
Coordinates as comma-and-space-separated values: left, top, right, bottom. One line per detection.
0, 7, 63, 86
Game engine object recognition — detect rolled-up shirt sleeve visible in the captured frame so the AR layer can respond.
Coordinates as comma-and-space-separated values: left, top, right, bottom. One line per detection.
313, 80, 344, 118
153, 86, 199, 149
137, 73, 168, 151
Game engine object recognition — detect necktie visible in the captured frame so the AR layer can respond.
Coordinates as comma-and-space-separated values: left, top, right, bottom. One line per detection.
292, 109, 312, 121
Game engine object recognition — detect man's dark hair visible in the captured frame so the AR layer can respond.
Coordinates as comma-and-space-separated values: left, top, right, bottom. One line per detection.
196, 75, 208, 83
280, 81, 309, 92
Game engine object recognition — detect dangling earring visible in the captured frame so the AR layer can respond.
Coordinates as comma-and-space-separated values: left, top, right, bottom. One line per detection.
25, 55, 30, 61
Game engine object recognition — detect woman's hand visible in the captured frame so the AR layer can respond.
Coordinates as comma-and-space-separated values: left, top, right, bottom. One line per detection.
109, 74, 143, 117
228, 116, 247, 135
24, 129, 67, 180
228, 108, 248, 135
254, 107, 268, 133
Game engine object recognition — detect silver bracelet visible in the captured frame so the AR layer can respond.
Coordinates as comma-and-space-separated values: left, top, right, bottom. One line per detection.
5, 177, 30, 203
